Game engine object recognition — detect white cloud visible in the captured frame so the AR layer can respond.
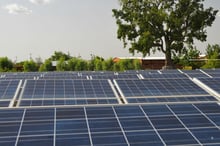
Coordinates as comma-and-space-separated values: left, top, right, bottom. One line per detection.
4, 4, 32, 15
29, 0, 51, 5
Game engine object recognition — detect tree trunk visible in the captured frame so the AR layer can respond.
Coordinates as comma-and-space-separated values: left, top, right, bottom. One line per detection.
162, 48, 175, 70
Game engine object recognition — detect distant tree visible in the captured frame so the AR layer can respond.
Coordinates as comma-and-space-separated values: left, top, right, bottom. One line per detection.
23, 60, 38, 72
174, 46, 203, 69
113, 62, 121, 71
94, 58, 103, 71
88, 55, 104, 71
113, 0, 218, 69
121, 59, 134, 70
73, 58, 88, 71
133, 59, 142, 70
56, 57, 68, 71
39, 59, 54, 71
68, 57, 78, 71
50, 51, 72, 61
206, 44, 220, 59
0, 57, 13, 72
203, 44, 220, 68
102, 58, 114, 71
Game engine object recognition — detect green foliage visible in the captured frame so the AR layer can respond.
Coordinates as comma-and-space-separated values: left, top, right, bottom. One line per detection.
23, 60, 38, 72
67, 57, 78, 71
0, 52, 143, 72
50, 51, 71, 61
67, 57, 88, 71
133, 59, 142, 70
174, 46, 204, 69
203, 44, 220, 69
39, 59, 54, 71
74, 59, 88, 71
0, 57, 13, 72
102, 58, 114, 71
113, 59, 141, 71
56, 57, 68, 71
88, 55, 104, 71
113, 0, 218, 67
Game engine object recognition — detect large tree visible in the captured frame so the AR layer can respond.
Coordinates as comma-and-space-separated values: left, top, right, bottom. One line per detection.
113, 0, 218, 69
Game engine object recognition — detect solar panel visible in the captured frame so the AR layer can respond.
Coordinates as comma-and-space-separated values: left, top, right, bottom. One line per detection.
91, 74, 139, 79
182, 70, 210, 78
18, 79, 120, 107
0, 80, 20, 100
1, 103, 220, 145
197, 78, 220, 95
3, 72, 42, 80
202, 69, 220, 78
141, 73, 187, 79
0, 80, 21, 107
159, 69, 181, 74
42, 72, 87, 79
0, 101, 11, 107
126, 96, 217, 104
115, 78, 209, 97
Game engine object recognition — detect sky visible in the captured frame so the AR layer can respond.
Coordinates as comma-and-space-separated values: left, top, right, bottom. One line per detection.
0, 0, 220, 62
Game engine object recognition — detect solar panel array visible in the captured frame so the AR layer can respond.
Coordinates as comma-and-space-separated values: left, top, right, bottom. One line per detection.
0, 70, 220, 145
1, 103, 220, 146
18, 79, 119, 107
115, 77, 219, 104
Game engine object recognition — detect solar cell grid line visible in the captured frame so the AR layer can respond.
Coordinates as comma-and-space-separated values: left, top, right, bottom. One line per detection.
15, 109, 26, 146
166, 105, 202, 145
192, 104, 220, 129
194, 103, 220, 114
84, 107, 93, 146
139, 105, 166, 145
111, 106, 130, 145
53, 108, 56, 146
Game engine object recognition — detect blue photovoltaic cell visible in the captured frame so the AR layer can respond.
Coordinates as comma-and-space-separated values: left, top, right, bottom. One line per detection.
116, 78, 208, 97
42, 72, 87, 79
182, 70, 209, 78
126, 130, 164, 145
19, 79, 118, 106
22, 79, 115, 98
198, 78, 220, 94
126, 96, 217, 104
158, 129, 199, 145
160, 70, 181, 74
191, 128, 220, 144
0, 101, 10, 107
91, 74, 139, 79
142, 73, 187, 79
19, 99, 118, 107
202, 69, 220, 78
3, 72, 41, 80
0, 103, 220, 145
0, 80, 19, 100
